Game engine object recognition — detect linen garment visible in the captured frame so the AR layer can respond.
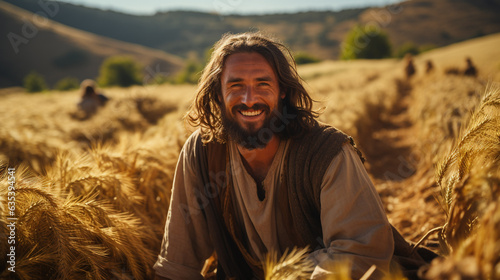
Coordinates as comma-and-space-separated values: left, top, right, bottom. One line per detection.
154, 132, 394, 279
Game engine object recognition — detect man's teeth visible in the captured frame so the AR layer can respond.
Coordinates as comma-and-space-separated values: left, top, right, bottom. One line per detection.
241, 110, 263, 116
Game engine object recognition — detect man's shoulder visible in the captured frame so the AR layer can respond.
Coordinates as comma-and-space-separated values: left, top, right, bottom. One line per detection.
182, 130, 225, 158
183, 129, 204, 154
288, 121, 363, 164
177, 130, 205, 172
185, 129, 202, 143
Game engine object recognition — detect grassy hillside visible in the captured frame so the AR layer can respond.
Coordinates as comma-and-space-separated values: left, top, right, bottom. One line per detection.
0, 1, 184, 87
5, 0, 500, 61
1, 33, 499, 279
360, 0, 500, 48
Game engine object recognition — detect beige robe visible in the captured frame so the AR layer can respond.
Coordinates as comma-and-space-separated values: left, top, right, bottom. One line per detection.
154, 132, 394, 279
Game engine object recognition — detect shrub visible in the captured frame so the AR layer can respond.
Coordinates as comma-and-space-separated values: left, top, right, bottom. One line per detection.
98, 56, 143, 87
294, 52, 321, 65
340, 25, 392, 60
395, 42, 420, 58
173, 60, 203, 84
23, 71, 48, 93
55, 77, 80, 91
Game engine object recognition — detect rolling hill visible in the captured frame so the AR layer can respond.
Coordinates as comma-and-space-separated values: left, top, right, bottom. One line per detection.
1, 0, 500, 88
0, 1, 184, 87
359, 0, 500, 49
4, 0, 500, 61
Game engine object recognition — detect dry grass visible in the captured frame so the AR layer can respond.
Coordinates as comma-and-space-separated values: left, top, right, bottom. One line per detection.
422, 86, 500, 279
436, 86, 500, 243
263, 85, 500, 279
263, 36, 500, 279
0, 84, 193, 279
1, 34, 500, 279
263, 248, 406, 280
0, 163, 154, 279
264, 247, 314, 280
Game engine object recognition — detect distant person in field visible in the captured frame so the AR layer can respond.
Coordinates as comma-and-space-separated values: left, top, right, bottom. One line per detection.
77, 79, 109, 117
464, 57, 477, 77
404, 53, 416, 79
154, 32, 433, 280
425, 59, 434, 74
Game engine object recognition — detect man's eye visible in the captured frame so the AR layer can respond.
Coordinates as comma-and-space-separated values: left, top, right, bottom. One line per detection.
230, 84, 242, 88
258, 82, 270, 86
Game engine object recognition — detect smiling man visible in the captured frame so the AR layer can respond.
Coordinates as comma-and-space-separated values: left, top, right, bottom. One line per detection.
153, 32, 395, 280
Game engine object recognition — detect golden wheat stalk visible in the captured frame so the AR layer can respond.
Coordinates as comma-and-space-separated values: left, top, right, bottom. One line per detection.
264, 247, 314, 280
433, 85, 500, 254
1, 160, 157, 279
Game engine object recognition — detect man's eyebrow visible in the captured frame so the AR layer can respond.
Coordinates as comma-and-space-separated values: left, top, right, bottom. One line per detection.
226, 77, 243, 84
256, 76, 273, 82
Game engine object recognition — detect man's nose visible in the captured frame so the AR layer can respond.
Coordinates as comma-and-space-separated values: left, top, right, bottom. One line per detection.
241, 86, 258, 107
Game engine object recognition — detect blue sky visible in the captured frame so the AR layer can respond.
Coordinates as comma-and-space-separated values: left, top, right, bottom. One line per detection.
59, 0, 404, 15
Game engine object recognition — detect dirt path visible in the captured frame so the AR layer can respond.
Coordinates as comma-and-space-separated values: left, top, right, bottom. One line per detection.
357, 78, 418, 182
355, 77, 445, 246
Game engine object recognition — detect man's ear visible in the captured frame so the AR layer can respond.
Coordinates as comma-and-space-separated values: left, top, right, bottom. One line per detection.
280, 92, 286, 99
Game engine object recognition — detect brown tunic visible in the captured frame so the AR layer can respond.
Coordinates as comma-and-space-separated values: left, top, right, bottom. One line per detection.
154, 128, 394, 279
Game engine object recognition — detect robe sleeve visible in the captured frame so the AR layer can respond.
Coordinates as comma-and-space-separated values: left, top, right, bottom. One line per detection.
153, 133, 214, 279
309, 144, 394, 280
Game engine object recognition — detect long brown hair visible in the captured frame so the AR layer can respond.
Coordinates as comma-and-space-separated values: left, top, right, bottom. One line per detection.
185, 32, 318, 143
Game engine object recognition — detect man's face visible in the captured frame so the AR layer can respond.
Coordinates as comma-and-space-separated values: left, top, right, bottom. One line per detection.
220, 52, 284, 149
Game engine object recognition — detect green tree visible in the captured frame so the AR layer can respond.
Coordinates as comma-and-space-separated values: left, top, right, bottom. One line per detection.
294, 52, 321, 65
98, 56, 142, 87
340, 25, 392, 60
55, 77, 80, 91
23, 71, 48, 93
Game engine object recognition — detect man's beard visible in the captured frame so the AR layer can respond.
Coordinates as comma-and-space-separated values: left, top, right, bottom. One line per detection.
221, 102, 282, 150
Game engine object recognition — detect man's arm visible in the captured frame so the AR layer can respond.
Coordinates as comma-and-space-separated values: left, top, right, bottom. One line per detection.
153, 133, 214, 279
309, 144, 394, 279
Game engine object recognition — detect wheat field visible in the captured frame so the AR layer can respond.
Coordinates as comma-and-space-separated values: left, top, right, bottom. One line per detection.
1, 34, 500, 279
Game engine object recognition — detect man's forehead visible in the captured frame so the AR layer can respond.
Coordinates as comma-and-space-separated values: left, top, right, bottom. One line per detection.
222, 52, 277, 78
